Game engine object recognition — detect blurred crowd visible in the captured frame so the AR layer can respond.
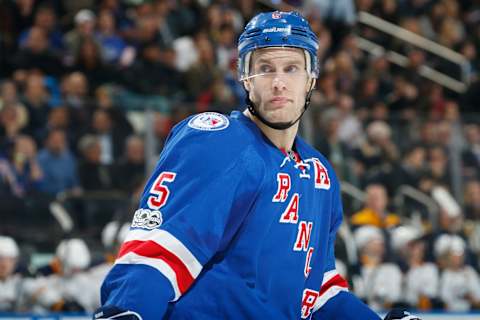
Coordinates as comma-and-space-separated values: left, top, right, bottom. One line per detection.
0, 0, 479, 314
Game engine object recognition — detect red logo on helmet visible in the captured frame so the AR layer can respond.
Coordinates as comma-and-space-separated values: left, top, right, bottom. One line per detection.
272, 12, 281, 19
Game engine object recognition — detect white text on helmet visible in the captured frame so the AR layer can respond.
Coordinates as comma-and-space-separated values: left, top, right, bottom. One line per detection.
262, 26, 291, 34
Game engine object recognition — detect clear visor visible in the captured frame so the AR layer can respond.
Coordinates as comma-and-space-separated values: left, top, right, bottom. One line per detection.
240, 49, 313, 82
242, 69, 309, 82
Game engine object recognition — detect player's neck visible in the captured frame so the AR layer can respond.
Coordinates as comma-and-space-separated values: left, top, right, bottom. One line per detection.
244, 109, 298, 151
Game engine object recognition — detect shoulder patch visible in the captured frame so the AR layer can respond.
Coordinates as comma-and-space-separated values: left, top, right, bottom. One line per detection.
188, 112, 229, 131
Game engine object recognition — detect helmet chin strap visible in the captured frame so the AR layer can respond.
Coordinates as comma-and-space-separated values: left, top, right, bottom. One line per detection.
244, 82, 315, 131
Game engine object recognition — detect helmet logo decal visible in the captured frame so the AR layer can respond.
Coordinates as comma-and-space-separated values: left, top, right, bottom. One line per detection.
272, 12, 281, 19
262, 26, 291, 34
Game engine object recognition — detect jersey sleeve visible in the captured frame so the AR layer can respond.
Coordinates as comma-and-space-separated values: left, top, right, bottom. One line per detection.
101, 118, 265, 319
312, 177, 380, 319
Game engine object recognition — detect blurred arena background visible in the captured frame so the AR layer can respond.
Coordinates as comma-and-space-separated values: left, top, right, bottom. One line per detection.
0, 0, 479, 317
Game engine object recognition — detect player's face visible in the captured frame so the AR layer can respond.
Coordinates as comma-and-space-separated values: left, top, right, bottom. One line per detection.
244, 47, 314, 125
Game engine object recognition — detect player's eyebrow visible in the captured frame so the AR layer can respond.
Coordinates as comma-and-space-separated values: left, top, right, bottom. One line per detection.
255, 57, 304, 65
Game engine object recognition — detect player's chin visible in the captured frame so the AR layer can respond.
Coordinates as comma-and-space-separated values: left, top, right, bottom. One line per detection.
263, 113, 298, 125
268, 106, 301, 120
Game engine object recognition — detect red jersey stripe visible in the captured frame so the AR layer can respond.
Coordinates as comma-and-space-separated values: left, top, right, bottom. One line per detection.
118, 240, 194, 294
319, 274, 348, 296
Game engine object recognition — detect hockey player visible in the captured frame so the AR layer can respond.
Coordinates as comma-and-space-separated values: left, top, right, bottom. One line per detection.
96, 11, 419, 320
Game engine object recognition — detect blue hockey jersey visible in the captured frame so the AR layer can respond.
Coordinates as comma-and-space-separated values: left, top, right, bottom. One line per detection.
100, 111, 380, 319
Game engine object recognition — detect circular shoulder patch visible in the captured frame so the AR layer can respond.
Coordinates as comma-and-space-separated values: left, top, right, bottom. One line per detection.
187, 112, 230, 131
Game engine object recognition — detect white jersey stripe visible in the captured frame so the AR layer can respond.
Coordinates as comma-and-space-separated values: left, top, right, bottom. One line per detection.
312, 285, 348, 312
125, 228, 203, 278
322, 269, 338, 285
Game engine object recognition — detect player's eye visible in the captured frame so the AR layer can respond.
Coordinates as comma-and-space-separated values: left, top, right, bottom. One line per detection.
284, 64, 300, 73
259, 64, 274, 73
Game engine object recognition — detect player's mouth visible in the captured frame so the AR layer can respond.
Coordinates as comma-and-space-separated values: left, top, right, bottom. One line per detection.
269, 96, 290, 108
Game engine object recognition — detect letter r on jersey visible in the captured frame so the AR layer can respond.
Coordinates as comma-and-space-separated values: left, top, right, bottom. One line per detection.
272, 173, 291, 202
301, 288, 319, 319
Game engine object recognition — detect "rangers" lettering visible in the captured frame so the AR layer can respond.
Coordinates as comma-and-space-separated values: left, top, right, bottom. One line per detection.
279, 193, 299, 223
272, 173, 291, 202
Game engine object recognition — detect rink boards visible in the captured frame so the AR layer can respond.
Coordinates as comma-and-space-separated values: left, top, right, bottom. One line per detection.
1, 313, 480, 319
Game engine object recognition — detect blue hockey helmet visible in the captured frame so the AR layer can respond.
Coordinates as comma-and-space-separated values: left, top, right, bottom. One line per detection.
238, 11, 319, 80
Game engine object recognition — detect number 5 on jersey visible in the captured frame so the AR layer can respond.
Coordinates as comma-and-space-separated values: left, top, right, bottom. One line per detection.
148, 172, 177, 209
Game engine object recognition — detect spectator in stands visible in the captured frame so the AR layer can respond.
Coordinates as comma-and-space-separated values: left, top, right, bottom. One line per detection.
77, 134, 115, 191
94, 85, 134, 137
355, 75, 380, 110
12, 26, 63, 76
64, 9, 96, 62
21, 73, 51, 143
123, 42, 183, 96
416, 120, 438, 148
121, 2, 165, 48
386, 76, 419, 121
0, 235, 75, 312
351, 183, 401, 228
352, 226, 403, 310
215, 24, 237, 72
61, 71, 94, 142
18, 5, 63, 52
335, 93, 365, 149
399, 48, 425, 89
391, 226, 440, 310
0, 81, 29, 147
114, 135, 145, 194
0, 134, 43, 198
460, 40, 478, 83
89, 109, 128, 165
303, 0, 355, 52
41, 106, 76, 148
437, 234, 480, 311
464, 180, 480, 271
37, 129, 79, 196
37, 238, 98, 312
315, 108, 354, 181
0, 80, 28, 122
432, 186, 464, 235
334, 50, 358, 94
463, 124, 480, 178
62, 71, 92, 110
465, 179, 480, 221
185, 31, 223, 105
0, 235, 20, 311
353, 120, 399, 185
202, 72, 236, 113
312, 71, 337, 109
72, 37, 117, 90
1, 0, 35, 45
389, 144, 426, 191
95, 9, 128, 64
79, 220, 131, 310
427, 145, 451, 186
0, 105, 28, 152
367, 54, 395, 101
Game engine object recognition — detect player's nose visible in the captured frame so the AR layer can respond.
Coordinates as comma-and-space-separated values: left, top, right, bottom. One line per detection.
272, 75, 287, 91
